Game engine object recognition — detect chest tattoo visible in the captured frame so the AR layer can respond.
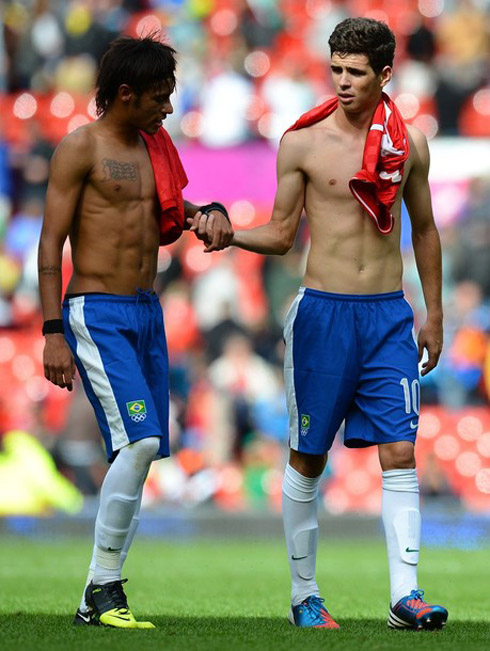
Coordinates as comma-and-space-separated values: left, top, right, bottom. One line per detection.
101, 158, 138, 182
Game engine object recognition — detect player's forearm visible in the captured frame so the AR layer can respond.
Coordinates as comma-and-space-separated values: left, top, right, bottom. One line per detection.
232, 222, 293, 255
412, 225, 443, 321
38, 233, 65, 320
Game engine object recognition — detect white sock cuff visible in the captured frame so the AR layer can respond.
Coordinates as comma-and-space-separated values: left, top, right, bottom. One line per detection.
282, 464, 321, 502
382, 468, 419, 493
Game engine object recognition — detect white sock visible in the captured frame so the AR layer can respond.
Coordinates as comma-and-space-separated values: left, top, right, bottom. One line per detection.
90, 437, 159, 586
78, 488, 144, 612
382, 469, 420, 606
282, 463, 321, 606
78, 549, 97, 612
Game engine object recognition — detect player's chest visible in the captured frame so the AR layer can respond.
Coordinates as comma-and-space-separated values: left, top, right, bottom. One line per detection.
91, 146, 156, 203
303, 136, 364, 198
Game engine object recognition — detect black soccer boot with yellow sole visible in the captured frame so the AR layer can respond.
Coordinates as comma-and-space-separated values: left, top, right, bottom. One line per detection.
73, 606, 99, 626
85, 579, 155, 629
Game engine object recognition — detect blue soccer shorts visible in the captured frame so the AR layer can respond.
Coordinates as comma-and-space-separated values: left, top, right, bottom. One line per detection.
62, 291, 170, 462
283, 288, 420, 454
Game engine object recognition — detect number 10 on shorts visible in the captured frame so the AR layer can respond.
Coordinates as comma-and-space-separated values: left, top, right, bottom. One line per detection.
400, 378, 420, 415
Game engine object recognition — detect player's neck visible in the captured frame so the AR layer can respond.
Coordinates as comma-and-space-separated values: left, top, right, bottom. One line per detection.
97, 112, 141, 146
335, 97, 380, 134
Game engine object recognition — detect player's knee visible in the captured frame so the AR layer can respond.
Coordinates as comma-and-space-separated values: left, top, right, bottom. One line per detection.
289, 449, 328, 478
379, 441, 415, 471
129, 436, 160, 464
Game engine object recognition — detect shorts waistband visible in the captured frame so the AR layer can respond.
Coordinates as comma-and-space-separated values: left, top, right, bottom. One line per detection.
300, 287, 404, 302
63, 289, 157, 306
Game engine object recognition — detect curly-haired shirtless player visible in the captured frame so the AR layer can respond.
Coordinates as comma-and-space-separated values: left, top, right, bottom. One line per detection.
193, 17, 448, 631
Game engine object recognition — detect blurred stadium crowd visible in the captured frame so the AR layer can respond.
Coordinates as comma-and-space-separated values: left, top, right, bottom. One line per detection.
0, 0, 489, 515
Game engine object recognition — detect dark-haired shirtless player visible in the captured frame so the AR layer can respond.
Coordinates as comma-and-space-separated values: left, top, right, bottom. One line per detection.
39, 35, 233, 628
195, 17, 448, 631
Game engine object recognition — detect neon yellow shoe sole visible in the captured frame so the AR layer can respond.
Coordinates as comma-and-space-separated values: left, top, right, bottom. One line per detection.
99, 608, 155, 629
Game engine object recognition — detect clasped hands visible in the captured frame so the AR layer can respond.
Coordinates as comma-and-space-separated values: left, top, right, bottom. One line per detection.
187, 209, 234, 253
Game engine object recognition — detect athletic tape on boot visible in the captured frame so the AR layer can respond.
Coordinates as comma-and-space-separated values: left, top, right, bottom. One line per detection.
393, 508, 421, 565
291, 526, 318, 580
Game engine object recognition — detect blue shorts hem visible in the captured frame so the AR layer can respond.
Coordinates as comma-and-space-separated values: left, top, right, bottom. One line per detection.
344, 435, 416, 449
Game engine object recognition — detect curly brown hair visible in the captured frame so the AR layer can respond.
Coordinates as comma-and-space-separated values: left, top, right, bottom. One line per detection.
328, 18, 396, 74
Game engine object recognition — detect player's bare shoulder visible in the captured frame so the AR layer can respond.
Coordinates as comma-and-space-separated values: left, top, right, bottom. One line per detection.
279, 118, 335, 177
49, 123, 95, 181
402, 124, 431, 206
279, 128, 311, 171
406, 124, 430, 174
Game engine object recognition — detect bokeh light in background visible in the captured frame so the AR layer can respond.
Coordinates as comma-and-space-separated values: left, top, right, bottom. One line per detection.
473, 89, 490, 116
395, 93, 420, 120
418, 0, 445, 19
13, 93, 37, 119
244, 51, 271, 77
210, 9, 238, 36
50, 92, 75, 119
0, 0, 488, 519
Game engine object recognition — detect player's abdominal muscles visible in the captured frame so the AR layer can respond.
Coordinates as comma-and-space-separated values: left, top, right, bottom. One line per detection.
305, 239, 402, 295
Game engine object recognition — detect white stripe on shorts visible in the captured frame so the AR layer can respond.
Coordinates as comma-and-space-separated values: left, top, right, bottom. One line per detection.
403, 297, 418, 346
68, 297, 130, 451
283, 287, 305, 451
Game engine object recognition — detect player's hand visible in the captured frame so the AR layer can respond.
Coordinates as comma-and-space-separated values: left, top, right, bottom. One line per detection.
417, 318, 443, 376
187, 210, 234, 252
43, 334, 76, 391
186, 210, 212, 245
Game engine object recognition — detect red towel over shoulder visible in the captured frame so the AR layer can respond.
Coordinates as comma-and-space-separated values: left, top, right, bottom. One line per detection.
283, 92, 409, 234
140, 127, 188, 245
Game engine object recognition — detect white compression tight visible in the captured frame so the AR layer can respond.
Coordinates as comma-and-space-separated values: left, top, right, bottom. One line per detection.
79, 437, 159, 610
282, 463, 322, 606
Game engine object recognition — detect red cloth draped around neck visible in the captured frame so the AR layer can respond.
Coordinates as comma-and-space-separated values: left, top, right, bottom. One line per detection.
283, 92, 409, 234
140, 127, 188, 245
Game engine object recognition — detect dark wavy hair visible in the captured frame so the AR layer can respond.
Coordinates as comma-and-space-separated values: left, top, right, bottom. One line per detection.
95, 35, 177, 116
328, 18, 396, 74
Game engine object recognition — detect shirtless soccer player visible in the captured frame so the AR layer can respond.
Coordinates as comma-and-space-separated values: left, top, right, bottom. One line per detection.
202, 17, 448, 630
38, 36, 233, 628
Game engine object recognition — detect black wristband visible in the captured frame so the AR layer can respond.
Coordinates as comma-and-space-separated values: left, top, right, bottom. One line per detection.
199, 201, 230, 222
42, 319, 65, 335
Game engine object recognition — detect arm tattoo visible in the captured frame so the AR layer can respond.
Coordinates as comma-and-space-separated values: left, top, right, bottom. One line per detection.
101, 158, 138, 182
39, 265, 61, 275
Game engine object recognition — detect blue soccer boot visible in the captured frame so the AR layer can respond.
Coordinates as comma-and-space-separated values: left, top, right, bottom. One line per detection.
389, 589, 448, 630
289, 595, 340, 629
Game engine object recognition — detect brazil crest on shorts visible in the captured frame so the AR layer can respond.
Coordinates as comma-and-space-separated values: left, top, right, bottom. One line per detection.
301, 414, 310, 436
126, 400, 147, 422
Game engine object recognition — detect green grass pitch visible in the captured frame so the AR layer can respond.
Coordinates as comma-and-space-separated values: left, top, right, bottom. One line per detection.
0, 537, 489, 650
